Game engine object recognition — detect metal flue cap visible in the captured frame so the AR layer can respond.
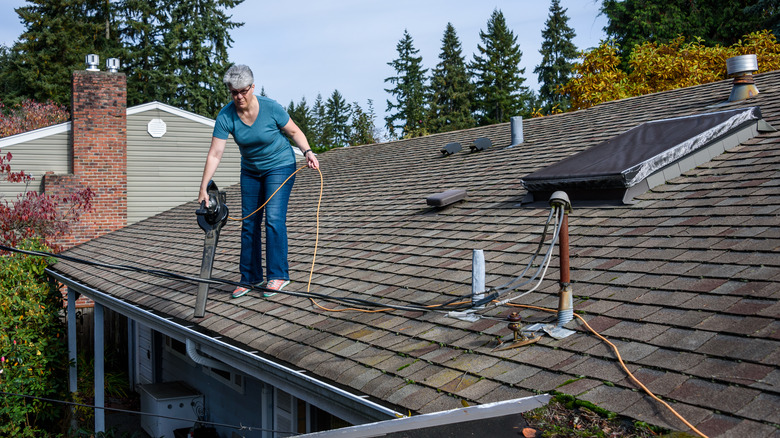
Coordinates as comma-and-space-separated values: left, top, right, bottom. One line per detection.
85, 54, 100, 71
727, 54, 758, 76
106, 58, 120, 73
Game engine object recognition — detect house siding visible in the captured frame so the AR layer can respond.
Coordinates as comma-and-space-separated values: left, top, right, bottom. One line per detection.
126, 111, 242, 224
0, 128, 71, 200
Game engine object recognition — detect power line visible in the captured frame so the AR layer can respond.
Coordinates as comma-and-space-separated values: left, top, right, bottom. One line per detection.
0, 391, 298, 435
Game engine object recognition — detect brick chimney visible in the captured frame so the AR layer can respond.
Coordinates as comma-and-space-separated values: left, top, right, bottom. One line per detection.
43, 61, 128, 249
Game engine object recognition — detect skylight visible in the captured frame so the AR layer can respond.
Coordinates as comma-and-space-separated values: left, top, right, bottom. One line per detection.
521, 106, 773, 204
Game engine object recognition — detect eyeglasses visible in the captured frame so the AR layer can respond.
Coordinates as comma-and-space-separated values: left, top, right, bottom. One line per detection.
230, 85, 252, 97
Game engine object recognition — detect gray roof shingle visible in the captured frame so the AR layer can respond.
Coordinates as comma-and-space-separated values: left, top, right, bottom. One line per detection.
52, 71, 780, 436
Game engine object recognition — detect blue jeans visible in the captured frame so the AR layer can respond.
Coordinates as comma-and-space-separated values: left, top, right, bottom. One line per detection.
239, 164, 295, 284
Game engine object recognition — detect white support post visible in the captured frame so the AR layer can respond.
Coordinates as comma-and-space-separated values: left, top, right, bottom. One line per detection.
472, 249, 485, 307
94, 303, 105, 433
67, 288, 78, 432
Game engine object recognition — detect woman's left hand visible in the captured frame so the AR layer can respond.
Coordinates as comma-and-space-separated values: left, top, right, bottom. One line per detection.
306, 151, 319, 170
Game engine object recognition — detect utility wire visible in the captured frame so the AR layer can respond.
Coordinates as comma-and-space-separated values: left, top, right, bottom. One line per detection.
492, 206, 563, 296
491, 207, 564, 306
0, 391, 298, 435
0, 243, 476, 314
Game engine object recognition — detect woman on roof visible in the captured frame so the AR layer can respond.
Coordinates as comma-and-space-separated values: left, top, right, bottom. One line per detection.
198, 64, 319, 298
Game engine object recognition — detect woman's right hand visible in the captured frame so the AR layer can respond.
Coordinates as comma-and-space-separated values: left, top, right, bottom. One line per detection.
198, 188, 209, 206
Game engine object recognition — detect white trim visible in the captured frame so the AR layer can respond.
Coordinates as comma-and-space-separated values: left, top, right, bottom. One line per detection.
127, 101, 216, 127
0, 122, 71, 147
0, 101, 216, 150
296, 395, 551, 438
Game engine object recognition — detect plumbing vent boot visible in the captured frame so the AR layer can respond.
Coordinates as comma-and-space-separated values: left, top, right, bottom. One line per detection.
727, 54, 759, 102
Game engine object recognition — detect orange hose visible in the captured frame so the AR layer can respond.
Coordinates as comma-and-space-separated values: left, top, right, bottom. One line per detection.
506, 303, 709, 438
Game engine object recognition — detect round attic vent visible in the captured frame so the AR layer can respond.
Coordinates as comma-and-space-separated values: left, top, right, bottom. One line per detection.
147, 118, 167, 138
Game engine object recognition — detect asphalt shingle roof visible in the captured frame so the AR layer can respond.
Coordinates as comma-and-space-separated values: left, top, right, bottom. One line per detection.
53, 71, 780, 437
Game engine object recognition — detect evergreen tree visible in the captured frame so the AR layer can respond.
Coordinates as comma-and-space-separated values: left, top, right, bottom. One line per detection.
534, 0, 578, 113
324, 89, 351, 148
601, 0, 777, 59
470, 9, 532, 125
311, 93, 327, 151
384, 30, 429, 139
1, 0, 123, 107
286, 97, 314, 148
157, 0, 243, 117
429, 23, 475, 134
118, 0, 173, 106
349, 100, 379, 146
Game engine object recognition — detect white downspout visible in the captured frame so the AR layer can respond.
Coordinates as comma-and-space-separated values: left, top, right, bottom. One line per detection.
186, 338, 230, 372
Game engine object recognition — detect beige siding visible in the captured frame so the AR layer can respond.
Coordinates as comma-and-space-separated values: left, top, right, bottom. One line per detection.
126, 111, 242, 224
0, 128, 71, 202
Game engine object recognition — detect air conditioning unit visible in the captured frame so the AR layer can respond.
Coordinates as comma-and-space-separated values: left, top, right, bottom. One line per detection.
139, 381, 203, 438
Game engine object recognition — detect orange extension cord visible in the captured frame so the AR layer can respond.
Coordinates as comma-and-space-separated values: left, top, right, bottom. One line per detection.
230, 164, 708, 438
509, 304, 709, 438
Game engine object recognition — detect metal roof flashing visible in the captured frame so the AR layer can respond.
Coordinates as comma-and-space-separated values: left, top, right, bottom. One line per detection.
521, 106, 774, 205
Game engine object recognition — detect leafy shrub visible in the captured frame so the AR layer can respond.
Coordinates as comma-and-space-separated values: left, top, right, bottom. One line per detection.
0, 99, 69, 138
1, 150, 93, 252
0, 238, 69, 436
562, 30, 780, 110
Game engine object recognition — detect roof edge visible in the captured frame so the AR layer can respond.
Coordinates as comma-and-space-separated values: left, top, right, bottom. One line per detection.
126, 101, 216, 127
0, 121, 72, 147
47, 268, 401, 424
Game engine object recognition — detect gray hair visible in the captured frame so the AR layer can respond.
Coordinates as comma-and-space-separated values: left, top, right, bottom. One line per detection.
223, 64, 254, 89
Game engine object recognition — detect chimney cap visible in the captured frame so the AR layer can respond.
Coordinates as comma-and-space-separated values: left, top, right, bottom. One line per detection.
85, 54, 100, 71
106, 58, 120, 73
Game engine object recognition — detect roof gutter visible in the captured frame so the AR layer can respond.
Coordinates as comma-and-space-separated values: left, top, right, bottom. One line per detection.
47, 269, 402, 424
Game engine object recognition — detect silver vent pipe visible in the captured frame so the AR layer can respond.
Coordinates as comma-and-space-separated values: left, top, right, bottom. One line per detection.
85, 54, 100, 71
727, 54, 759, 101
509, 116, 523, 147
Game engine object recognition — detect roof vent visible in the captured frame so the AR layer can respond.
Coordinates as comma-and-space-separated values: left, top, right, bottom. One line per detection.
521, 106, 770, 204
470, 137, 492, 152
441, 142, 462, 155
426, 189, 466, 207
727, 54, 759, 101
85, 54, 100, 71
509, 116, 523, 147
106, 58, 120, 73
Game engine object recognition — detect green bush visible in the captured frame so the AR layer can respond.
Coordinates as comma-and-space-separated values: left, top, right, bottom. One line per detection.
0, 238, 69, 436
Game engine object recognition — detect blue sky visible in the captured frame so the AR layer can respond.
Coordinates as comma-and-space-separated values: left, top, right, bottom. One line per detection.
1, 1, 607, 122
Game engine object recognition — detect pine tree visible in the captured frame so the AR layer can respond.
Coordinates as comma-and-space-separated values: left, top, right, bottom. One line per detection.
311, 93, 327, 151
349, 100, 379, 146
118, 0, 173, 106
324, 89, 351, 148
157, 0, 243, 117
1, 0, 123, 107
384, 30, 429, 139
470, 9, 532, 125
429, 23, 475, 134
534, 0, 578, 113
286, 97, 314, 148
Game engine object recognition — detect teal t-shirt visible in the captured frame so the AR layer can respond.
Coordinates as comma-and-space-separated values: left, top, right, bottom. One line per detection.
213, 96, 295, 174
